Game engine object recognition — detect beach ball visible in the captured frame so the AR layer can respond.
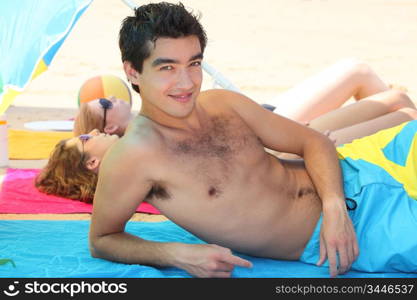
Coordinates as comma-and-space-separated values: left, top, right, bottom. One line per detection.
77, 75, 132, 106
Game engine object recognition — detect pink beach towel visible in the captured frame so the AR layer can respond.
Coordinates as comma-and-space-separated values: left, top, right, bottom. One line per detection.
0, 168, 160, 214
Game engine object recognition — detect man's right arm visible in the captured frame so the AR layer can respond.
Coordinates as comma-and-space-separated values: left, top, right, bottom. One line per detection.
89, 143, 172, 265
89, 143, 252, 277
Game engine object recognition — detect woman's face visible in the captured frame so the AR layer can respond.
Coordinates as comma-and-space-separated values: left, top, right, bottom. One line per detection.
87, 97, 132, 132
66, 129, 119, 161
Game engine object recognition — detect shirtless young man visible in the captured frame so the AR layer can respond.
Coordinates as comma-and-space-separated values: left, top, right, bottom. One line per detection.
89, 2, 357, 278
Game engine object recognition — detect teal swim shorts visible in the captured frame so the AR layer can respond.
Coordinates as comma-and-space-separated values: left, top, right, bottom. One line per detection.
300, 121, 417, 273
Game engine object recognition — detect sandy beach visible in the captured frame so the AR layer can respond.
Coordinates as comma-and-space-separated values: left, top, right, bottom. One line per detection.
2, 0, 417, 220
11, 0, 417, 110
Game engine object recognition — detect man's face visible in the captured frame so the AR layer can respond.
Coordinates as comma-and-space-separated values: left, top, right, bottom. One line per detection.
132, 36, 203, 118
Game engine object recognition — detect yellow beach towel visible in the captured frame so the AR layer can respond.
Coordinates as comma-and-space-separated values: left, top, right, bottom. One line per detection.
8, 129, 73, 160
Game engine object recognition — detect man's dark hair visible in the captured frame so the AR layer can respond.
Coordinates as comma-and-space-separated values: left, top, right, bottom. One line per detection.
119, 2, 207, 93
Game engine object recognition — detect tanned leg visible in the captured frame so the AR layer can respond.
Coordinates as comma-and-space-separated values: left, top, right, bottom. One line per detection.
308, 90, 415, 132
270, 58, 389, 123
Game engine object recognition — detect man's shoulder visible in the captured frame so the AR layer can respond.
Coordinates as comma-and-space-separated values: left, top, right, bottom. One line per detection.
199, 89, 246, 109
99, 134, 160, 182
199, 88, 241, 99
123, 130, 162, 154
110, 119, 163, 159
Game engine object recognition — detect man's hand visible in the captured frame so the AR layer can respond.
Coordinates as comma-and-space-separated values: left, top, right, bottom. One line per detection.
316, 200, 359, 277
175, 243, 253, 278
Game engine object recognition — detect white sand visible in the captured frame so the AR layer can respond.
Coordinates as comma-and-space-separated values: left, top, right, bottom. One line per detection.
10, 0, 417, 112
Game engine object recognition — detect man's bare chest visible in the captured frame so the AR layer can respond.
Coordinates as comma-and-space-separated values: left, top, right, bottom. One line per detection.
167, 115, 262, 166
149, 114, 265, 200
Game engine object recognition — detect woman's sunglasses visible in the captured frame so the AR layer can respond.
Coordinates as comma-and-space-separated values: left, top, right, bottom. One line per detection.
78, 134, 93, 160
99, 98, 113, 131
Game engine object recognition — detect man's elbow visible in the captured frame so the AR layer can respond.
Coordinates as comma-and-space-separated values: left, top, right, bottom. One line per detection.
89, 234, 103, 258
307, 131, 337, 153
321, 132, 336, 148
89, 245, 99, 258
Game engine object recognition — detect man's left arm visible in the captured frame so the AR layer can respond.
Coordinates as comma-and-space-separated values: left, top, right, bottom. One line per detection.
300, 126, 359, 277
221, 90, 359, 277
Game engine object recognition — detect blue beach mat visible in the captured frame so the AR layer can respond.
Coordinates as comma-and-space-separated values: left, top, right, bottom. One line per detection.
0, 220, 415, 278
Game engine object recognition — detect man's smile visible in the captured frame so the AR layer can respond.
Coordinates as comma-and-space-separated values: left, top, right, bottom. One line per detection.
168, 92, 193, 103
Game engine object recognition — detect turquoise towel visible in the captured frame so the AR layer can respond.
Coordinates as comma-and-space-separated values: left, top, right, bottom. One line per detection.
0, 220, 415, 278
